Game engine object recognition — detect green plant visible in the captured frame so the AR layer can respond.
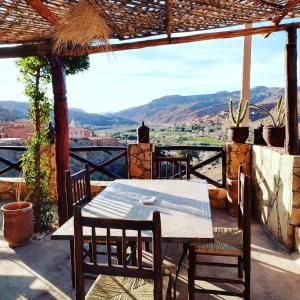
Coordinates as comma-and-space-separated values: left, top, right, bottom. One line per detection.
16, 55, 90, 231
250, 95, 285, 127
229, 98, 248, 127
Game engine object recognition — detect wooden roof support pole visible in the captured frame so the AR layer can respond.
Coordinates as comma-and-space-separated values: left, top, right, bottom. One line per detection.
241, 23, 252, 127
285, 27, 299, 155
49, 56, 70, 225
165, 0, 173, 38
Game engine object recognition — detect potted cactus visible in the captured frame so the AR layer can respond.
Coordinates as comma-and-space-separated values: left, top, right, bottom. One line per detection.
228, 98, 249, 143
251, 95, 285, 147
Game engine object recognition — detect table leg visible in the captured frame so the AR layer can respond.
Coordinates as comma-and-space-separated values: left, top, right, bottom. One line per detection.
174, 243, 189, 300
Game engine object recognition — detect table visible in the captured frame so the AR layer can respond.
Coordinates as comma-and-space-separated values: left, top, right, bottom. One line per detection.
52, 179, 214, 243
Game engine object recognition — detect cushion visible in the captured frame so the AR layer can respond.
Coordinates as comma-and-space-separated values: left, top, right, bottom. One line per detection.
86, 274, 171, 300
193, 227, 243, 256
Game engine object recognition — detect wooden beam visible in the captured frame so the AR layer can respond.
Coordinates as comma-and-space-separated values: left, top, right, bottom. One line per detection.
49, 56, 70, 226
265, 0, 300, 38
26, 0, 58, 24
285, 26, 299, 155
165, 0, 173, 38
1, 21, 300, 58
241, 23, 252, 127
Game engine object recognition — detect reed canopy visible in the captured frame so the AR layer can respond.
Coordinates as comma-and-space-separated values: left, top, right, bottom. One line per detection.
1, 0, 300, 57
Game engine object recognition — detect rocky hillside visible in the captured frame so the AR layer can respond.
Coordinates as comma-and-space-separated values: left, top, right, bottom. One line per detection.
0, 101, 136, 126
116, 86, 296, 124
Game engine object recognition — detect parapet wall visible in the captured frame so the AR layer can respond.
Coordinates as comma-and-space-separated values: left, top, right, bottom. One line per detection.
252, 145, 300, 251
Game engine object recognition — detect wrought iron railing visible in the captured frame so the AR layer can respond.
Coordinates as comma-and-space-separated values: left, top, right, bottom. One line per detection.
0, 145, 226, 187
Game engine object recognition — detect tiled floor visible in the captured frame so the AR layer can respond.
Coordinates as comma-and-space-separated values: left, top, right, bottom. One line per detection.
1, 201, 300, 299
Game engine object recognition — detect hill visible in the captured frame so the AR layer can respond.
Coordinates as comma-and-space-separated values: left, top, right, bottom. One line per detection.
0, 101, 136, 126
116, 86, 293, 124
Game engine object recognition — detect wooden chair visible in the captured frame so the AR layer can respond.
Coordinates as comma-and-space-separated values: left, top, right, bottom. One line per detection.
188, 166, 251, 299
65, 164, 92, 220
153, 155, 190, 179
74, 207, 172, 300
65, 164, 136, 288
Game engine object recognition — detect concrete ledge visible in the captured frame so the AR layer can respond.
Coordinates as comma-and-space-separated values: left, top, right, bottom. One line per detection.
90, 181, 110, 198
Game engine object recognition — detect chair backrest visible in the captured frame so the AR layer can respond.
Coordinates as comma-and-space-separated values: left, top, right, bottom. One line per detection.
238, 165, 251, 260
74, 207, 163, 300
154, 155, 190, 179
65, 164, 92, 219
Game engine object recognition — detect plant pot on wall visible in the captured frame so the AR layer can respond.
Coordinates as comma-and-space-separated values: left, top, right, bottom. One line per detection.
262, 126, 285, 147
228, 127, 249, 144
1, 202, 33, 248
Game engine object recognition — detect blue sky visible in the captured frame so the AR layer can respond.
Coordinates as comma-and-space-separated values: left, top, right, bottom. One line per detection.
0, 28, 298, 113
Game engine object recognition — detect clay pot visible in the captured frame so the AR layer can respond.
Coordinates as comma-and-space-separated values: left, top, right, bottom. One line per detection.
228, 127, 249, 144
226, 177, 239, 217
1, 202, 33, 248
262, 127, 285, 147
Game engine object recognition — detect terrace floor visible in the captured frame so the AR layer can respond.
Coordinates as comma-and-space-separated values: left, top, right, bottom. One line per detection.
1, 200, 300, 300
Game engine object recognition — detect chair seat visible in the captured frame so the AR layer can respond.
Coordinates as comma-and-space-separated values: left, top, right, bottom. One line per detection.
194, 227, 243, 256
86, 274, 171, 300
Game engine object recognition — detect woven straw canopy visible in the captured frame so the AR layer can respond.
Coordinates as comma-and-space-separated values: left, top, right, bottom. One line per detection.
1, 0, 300, 46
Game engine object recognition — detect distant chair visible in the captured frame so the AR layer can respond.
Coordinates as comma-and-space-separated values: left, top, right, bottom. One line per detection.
153, 155, 191, 179
188, 166, 251, 299
74, 208, 172, 300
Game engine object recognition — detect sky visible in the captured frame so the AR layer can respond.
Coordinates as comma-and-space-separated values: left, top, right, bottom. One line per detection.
0, 27, 299, 114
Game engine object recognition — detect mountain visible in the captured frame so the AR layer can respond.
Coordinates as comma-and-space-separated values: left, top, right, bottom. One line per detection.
116, 86, 290, 124
0, 101, 136, 126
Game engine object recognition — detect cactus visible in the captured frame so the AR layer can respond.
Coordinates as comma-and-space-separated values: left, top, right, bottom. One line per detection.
251, 95, 285, 127
229, 98, 248, 128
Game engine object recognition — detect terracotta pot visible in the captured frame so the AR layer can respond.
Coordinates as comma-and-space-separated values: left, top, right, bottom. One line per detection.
226, 177, 239, 217
1, 202, 33, 248
228, 127, 249, 143
262, 126, 285, 147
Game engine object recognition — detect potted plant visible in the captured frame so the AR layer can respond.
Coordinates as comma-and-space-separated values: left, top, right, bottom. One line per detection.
228, 98, 249, 143
251, 95, 285, 147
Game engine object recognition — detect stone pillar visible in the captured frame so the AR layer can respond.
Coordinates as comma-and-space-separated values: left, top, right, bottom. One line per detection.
226, 143, 252, 178
128, 143, 155, 179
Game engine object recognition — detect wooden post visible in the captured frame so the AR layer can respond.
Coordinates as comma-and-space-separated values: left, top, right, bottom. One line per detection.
49, 56, 70, 225
241, 23, 252, 127
285, 26, 299, 155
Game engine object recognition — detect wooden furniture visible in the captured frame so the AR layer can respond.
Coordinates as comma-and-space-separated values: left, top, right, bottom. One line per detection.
188, 167, 251, 299
65, 166, 135, 288
153, 155, 191, 179
65, 164, 92, 220
74, 207, 172, 300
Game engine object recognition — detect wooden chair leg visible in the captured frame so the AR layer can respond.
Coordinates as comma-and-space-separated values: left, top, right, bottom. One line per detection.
69, 240, 75, 289
130, 241, 137, 265
188, 246, 196, 300
244, 257, 251, 300
238, 256, 243, 278
116, 241, 123, 265
145, 241, 151, 252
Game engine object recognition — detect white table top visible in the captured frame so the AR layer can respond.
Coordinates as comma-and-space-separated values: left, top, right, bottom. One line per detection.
51, 179, 214, 243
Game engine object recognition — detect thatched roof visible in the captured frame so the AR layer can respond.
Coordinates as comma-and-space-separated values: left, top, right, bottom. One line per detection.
1, 0, 300, 46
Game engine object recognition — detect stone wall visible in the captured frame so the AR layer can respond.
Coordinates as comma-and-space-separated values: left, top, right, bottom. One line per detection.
127, 143, 155, 179
226, 143, 252, 178
252, 145, 300, 252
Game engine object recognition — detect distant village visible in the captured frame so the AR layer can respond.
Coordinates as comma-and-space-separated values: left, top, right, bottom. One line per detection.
0, 119, 93, 140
